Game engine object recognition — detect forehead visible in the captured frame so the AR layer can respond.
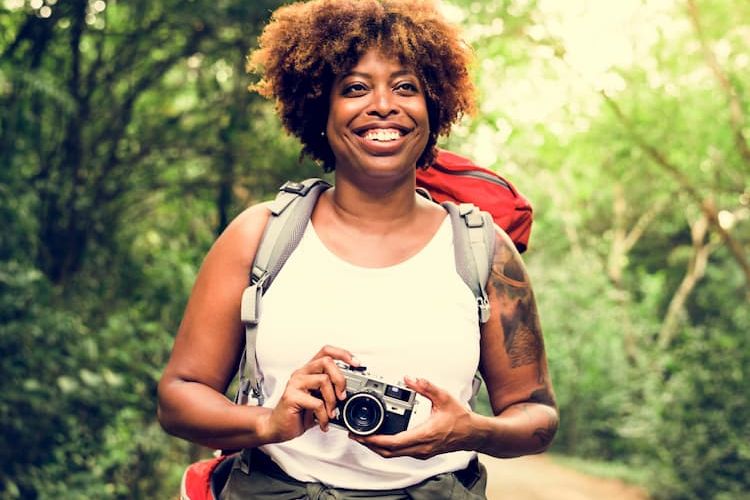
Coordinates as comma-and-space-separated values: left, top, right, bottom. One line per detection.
340, 48, 416, 78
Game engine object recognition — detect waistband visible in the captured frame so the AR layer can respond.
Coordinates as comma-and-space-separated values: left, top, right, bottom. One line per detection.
239, 448, 482, 491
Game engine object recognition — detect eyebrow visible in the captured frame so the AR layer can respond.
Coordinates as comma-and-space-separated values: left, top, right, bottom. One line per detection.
342, 69, 416, 80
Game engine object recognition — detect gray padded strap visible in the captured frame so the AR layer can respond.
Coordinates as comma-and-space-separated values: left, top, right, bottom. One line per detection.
252, 179, 331, 290
442, 201, 496, 411
236, 178, 331, 406
442, 201, 495, 324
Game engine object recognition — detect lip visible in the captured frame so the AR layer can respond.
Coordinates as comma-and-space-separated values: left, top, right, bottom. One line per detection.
351, 122, 413, 155
352, 122, 412, 136
354, 132, 407, 155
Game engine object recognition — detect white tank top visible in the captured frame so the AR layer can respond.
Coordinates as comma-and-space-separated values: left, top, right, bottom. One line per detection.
256, 216, 480, 489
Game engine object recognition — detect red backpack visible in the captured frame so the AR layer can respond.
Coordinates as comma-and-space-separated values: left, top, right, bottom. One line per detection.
179, 150, 533, 500
417, 149, 532, 253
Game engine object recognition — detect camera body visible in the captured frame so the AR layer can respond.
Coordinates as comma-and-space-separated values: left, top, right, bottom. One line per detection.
329, 362, 431, 436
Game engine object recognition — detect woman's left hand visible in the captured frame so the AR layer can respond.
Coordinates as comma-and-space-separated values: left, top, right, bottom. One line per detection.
350, 376, 475, 459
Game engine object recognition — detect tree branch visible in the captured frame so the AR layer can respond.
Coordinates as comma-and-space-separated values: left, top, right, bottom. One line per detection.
608, 184, 669, 287
658, 212, 717, 349
686, 0, 750, 167
602, 92, 750, 293
90, 25, 210, 210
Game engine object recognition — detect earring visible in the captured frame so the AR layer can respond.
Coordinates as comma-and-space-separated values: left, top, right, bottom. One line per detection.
320, 131, 326, 137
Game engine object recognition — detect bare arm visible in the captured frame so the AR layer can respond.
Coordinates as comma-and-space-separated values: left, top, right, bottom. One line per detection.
156, 203, 276, 450
469, 227, 558, 457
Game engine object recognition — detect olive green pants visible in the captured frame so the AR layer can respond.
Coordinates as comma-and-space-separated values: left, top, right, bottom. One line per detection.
219, 449, 487, 500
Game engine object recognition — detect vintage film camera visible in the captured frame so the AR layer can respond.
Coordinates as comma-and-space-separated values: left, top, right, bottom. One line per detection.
329, 362, 432, 436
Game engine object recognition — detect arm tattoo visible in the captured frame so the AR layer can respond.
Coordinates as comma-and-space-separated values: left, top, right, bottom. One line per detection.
510, 402, 558, 448
529, 387, 557, 408
534, 427, 555, 448
533, 416, 557, 448
500, 300, 542, 368
491, 233, 546, 383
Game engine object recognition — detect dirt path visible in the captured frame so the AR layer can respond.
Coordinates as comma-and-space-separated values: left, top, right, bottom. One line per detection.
481, 454, 649, 500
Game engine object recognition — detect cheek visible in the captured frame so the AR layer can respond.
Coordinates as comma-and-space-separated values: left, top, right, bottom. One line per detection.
413, 104, 430, 141
410, 99, 430, 133
327, 99, 354, 134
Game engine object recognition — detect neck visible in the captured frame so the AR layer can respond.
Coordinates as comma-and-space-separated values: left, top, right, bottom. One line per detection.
328, 172, 419, 232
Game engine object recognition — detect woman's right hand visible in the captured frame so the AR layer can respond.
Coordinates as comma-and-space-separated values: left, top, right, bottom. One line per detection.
262, 345, 359, 443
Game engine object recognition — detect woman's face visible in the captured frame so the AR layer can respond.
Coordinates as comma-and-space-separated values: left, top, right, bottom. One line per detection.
326, 48, 429, 179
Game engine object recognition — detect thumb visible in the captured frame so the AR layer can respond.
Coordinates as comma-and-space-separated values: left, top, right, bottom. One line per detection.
404, 376, 445, 405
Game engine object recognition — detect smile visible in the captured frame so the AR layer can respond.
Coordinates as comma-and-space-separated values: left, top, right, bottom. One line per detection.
361, 128, 403, 142
349, 122, 416, 156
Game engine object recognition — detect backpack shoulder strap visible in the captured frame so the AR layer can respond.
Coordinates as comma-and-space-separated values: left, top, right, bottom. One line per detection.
236, 178, 331, 406
442, 201, 496, 410
441, 201, 496, 324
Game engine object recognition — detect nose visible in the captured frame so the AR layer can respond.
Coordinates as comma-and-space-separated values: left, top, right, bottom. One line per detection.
367, 87, 398, 118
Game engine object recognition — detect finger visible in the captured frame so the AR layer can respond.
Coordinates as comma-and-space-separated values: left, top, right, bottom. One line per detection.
352, 437, 434, 460
310, 345, 360, 367
320, 356, 348, 400
352, 427, 423, 450
303, 409, 316, 431
294, 356, 333, 375
291, 373, 339, 418
404, 376, 445, 405
288, 372, 329, 391
295, 392, 330, 431
301, 353, 355, 400
276, 387, 330, 431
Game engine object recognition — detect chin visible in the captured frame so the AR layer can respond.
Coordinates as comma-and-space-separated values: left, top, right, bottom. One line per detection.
352, 155, 418, 179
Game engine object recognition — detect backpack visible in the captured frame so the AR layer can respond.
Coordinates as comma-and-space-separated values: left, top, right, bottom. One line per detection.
417, 149, 532, 253
179, 151, 533, 500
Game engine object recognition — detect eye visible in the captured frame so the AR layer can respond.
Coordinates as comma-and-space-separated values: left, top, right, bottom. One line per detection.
342, 82, 369, 96
395, 81, 420, 95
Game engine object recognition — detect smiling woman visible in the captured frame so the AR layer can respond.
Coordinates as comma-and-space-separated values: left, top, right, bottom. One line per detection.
247, 0, 475, 172
325, 49, 430, 181
157, 1, 558, 499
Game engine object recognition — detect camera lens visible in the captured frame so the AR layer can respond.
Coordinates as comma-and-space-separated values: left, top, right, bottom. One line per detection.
342, 392, 384, 436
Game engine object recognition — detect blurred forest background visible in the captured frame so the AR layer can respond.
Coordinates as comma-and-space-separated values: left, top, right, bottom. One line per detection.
1, 0, 748, 498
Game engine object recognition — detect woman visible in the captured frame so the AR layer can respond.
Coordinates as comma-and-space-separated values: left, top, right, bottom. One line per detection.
158, 0, 558, 498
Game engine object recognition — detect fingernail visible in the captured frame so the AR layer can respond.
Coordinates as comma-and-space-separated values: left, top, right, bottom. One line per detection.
350, 355, 360, 366
340, 390, 347, 400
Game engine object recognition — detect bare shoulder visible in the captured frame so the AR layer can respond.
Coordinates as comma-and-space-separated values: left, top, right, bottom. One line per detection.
490, 225, 530, 288
162, 201, 275, 392
206, 201, 273, 267
186, 200, 275, 304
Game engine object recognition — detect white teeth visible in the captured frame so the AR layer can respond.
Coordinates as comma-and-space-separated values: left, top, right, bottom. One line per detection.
363, 128, 401, 142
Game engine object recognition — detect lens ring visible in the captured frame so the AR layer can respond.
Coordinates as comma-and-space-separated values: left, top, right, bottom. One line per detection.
342, 392, 385, 436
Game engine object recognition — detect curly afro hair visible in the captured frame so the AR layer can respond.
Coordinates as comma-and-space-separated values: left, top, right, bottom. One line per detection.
247, 0, 476, 171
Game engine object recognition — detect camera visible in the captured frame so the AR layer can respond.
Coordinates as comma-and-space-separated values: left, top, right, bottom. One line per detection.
329, 362, 431, 436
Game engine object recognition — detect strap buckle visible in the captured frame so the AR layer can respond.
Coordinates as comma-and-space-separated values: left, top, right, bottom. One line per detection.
280, 180, 316, 196
240, 273, 268, 326
477, 296, 491, 323
458, 203, 485, 228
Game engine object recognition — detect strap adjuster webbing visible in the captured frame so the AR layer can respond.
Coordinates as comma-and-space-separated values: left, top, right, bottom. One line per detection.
280, 180, 315, 196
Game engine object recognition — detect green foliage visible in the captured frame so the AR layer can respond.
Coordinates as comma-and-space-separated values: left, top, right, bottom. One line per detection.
530, 250, 651, 460
0, 0, 311, 497
647, 322, 750, 500
0, 257, 186, 498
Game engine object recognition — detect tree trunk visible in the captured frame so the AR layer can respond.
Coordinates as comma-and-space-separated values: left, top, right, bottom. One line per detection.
658, 212, 715, 349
